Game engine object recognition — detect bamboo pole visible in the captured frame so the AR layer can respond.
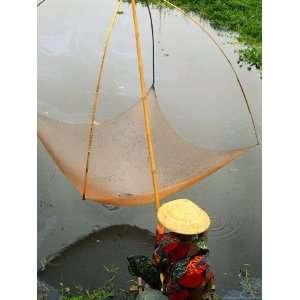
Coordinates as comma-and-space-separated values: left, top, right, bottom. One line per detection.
131, 0, 161, 211
82, 0, 122, 200
161, 0, 260, 146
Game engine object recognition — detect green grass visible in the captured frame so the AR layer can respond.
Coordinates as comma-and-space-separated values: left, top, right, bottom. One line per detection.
59, 284, 114, 300
59, 283, 221, 300
141, 0, 262, 70
39, 264, 261, 300
57, 265, 136, 300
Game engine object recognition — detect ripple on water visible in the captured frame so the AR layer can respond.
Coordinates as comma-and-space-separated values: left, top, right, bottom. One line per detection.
209, 214, 243, 241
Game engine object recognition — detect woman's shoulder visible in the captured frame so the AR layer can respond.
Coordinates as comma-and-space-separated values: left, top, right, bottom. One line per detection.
156, 232, 181, 247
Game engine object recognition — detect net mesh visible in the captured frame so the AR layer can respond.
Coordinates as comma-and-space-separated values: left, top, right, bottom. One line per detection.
38, 87, 248, 205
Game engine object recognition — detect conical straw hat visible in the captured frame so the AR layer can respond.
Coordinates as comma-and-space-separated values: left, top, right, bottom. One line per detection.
157, 199, 211, 235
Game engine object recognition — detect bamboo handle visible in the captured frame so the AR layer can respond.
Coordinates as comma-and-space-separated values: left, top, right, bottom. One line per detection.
131, 0, 161, 211
82, 0, 122, 199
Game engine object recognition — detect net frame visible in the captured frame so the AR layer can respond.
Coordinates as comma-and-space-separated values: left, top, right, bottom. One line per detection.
37, 0, 258, 208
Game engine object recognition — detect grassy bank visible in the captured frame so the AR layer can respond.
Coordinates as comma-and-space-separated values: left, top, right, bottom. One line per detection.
143, 0, 262, 70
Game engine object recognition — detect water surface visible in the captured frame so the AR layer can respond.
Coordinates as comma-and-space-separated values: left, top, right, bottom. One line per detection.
38, 0, 261, 296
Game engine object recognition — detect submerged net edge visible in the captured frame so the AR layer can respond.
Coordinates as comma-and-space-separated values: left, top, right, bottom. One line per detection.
84, 147, 249, 206
39, 131, 249, 206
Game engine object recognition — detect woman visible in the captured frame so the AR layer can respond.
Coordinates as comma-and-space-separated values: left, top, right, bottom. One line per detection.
128, 199, 215, 300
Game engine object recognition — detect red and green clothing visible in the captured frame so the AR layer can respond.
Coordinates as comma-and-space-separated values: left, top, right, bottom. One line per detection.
128, 228, 215, 300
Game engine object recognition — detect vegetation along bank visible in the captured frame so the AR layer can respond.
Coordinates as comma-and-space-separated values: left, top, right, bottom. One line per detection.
142, 0, 262, 71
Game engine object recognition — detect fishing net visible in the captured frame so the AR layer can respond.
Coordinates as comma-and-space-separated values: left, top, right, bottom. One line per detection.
38, 87, 247, 205
38, 0, 256, 206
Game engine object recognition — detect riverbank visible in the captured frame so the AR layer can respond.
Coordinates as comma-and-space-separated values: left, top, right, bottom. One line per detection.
143, 0, 262, 70
38, 225, 261, 300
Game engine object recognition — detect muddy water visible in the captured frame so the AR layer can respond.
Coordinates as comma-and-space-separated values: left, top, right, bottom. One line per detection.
38, 0, 261, 296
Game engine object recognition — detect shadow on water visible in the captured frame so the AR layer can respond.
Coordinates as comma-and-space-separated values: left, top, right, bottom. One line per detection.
38, 225, 155, 291
38, 225, 261, 299
38, 0, 261, 296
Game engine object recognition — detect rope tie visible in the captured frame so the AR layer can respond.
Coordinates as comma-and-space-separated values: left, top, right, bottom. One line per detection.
37, 0, 47, 7
145, 0, 155, 87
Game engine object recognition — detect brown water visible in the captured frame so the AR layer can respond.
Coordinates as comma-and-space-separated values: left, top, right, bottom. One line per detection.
38, 0, 261, 296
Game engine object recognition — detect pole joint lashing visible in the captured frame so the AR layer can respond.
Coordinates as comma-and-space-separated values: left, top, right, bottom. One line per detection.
151, 167, 157, 174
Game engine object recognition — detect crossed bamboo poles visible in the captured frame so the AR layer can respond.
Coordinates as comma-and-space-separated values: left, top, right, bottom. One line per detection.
70, 0, 259, 213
